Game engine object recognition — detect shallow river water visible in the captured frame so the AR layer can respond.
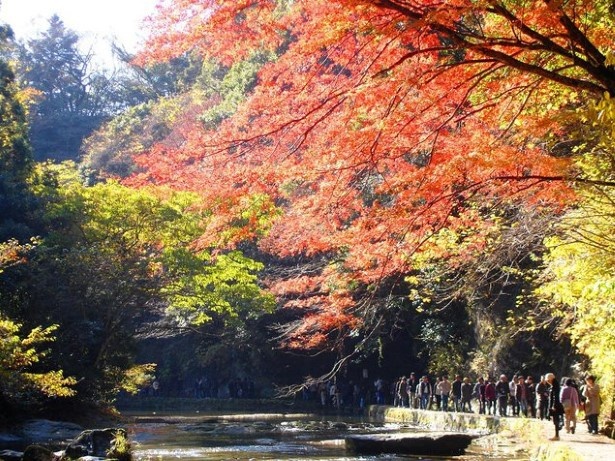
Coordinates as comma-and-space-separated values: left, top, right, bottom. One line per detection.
126, 412, 518, 461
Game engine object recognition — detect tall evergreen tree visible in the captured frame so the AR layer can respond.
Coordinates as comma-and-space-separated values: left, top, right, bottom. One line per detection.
17, 15, 117, 161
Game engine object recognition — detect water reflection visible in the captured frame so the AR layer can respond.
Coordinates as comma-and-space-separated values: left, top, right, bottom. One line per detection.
126, 414, 510, 461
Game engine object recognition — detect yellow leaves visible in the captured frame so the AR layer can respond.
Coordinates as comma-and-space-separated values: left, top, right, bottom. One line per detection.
120, 363, 157, 395
15, 86, 42, 112
0, 317, 77, 399
23, 371, 77, 398
537, 143, 615, 414
0, 320, 57, 369
584, 92, 615, 131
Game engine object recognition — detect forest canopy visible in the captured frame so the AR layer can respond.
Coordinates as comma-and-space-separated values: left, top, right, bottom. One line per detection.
1, 0, 614, 419
134, 0, 615, 376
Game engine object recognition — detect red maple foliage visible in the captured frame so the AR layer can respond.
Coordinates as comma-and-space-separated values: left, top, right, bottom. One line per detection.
132, 0, 613, 350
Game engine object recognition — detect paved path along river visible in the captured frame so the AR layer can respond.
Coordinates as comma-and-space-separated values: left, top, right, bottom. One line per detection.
539, 419, 615, 460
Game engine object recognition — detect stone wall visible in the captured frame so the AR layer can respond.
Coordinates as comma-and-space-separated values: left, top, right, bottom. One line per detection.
368, 405, 531, 434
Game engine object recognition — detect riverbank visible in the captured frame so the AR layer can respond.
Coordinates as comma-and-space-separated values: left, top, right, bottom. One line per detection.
4, 399, 612, 460
534, 418, 615, 461
115, 395, 320, 414
370, 405, 615, 461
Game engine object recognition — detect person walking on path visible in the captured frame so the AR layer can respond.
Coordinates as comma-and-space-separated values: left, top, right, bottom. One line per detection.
582, 375, 601, 435
438, 375, 452, 411
526, 376, 537, 418
509, 374, 519, 416
537, 416, 615, 461
451, 375, 463, 412
407, 373, 418, 409
546, 372, 564, 441
485, 377, 497, 415
516, 376, 528, 417
560, 378, 580, 434
433, 377, 443, 410
536, 375, 550, 420
418, 375, 432, 410
395, 376, 408, 407
475, 377, 486, 414
495, 375, 510, 416
461, 377, 474, 412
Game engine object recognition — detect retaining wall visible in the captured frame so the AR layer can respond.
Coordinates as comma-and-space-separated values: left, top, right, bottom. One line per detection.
368, 405, 536, 434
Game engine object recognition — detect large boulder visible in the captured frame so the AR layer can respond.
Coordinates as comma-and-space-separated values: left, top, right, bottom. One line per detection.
63, 428, 129, 460
346, 431, 478, 456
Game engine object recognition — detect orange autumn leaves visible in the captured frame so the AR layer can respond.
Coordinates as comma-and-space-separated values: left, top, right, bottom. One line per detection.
131, 0, 611, 349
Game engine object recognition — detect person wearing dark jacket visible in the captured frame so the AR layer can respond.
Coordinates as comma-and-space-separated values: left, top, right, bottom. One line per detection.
407, 373, 418, 409
526, 376, 537, 418
536, 375, 550, 420
485, 377, 497, 415
451, 375, 463, 412
461, 377, 473, 412
495, 375, 510, 416
418, 375, 432, 410
546, 372, 564, 440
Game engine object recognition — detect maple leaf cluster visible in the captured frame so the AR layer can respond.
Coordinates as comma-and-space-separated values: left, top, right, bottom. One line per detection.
132, 0, 614, 349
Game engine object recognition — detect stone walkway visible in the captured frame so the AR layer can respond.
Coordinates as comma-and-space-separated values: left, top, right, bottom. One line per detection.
539, 419, 615, 460
367, 405, 614, 460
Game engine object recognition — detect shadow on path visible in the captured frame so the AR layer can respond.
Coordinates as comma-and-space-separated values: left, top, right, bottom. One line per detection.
540, 419, 615, 460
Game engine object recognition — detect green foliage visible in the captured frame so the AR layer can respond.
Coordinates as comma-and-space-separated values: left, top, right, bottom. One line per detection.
0, 31, 38, 242
114, 47, 203, 102
0, 60, 30, 176
0, 317, 76, 403
538, 195, 615, 413
81, 50, 206, 180
0, 33, 75, 408
403, 203, 561, 378
4, 162, 275, 404
163, 249, 275, 326
119, 363, 157, 395
80, 48, 272, 179
107, 429, 131, 461
0, 240, 76, 409
22, 166, 205, 401
197, 51, 275, 129
81, 98, 184, 180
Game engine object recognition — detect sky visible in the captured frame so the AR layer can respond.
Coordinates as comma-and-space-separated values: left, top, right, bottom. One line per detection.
1, 0, 160, 68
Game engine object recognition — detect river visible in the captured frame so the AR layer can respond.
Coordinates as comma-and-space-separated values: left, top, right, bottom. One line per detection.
125, 412, 518, 461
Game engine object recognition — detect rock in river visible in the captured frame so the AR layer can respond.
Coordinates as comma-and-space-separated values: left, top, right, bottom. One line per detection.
345, 431, 478, 456
64, 428, 129, 460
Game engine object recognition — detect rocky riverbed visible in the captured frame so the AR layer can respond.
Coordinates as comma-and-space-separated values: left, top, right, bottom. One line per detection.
0, 420, 129, 461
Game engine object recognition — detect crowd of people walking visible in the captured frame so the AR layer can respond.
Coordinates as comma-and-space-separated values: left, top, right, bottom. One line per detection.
382, 372, 602, 439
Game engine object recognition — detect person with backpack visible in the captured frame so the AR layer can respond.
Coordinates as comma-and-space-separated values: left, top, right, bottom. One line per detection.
560, 378, 580, 434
